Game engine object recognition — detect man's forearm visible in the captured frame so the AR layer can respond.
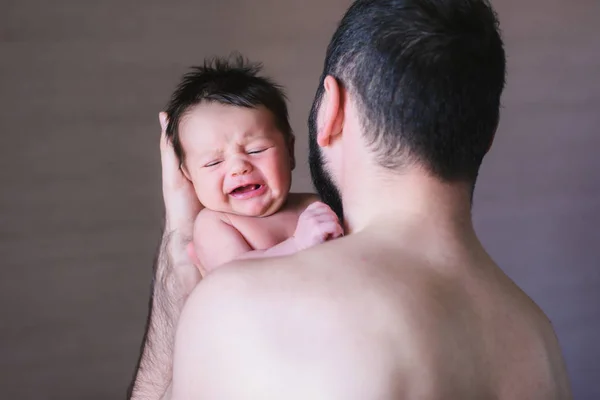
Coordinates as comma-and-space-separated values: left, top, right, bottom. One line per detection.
128, 231, 197, 400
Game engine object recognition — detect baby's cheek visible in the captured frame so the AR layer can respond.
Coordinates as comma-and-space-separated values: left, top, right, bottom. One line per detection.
195, 176, 227, 209
270, 156, 292, 183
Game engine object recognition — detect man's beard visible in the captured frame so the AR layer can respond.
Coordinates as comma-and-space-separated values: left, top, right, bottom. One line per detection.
308, 97, 344, 223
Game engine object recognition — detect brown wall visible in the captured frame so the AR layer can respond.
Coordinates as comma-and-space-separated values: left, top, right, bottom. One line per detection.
1, 0, 598, 398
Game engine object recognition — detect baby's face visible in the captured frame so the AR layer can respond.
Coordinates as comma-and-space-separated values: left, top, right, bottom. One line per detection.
179, 102, 294, 217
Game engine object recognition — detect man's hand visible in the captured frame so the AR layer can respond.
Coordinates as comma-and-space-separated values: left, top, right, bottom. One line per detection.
159, 112, 202, 236
128, 113, 203, 400
158, 112, 203, 295
293, 201, 344, 251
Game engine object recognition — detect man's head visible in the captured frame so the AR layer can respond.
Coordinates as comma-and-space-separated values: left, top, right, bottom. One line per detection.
309, 0, 506, 220
165, 55, 295, 217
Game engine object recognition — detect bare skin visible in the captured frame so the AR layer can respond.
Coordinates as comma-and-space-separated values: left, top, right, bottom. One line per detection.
179, 103, 343, 272
220, 194, 321, 251
193, 195, 345, 273
127, 112, 342, 399
168, 75, 573, 399
128, 114, 202, 400
128, 113, 342, 399
171, 198, 572, 399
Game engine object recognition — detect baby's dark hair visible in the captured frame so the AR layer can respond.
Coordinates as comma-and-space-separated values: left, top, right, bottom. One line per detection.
165, 54, 294, 164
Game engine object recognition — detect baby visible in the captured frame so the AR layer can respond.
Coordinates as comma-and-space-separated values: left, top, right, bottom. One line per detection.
164, 56, 343, 274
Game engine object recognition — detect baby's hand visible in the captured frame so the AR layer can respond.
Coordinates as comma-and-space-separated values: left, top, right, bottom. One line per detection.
293, 202, 344, 251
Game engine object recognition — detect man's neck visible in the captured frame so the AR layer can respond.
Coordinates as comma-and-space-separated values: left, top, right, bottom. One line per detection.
342, 168, 476, 240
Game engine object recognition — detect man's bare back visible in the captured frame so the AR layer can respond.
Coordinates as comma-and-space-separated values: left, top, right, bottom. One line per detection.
173, 223, 571, 399
129, 1, 572, 399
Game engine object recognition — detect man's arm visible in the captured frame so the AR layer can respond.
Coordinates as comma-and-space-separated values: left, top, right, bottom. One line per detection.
128, 231, 197, 399
128, 113, 202, 400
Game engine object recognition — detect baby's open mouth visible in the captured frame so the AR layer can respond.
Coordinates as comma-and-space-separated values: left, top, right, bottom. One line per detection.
230, 184, 263, 195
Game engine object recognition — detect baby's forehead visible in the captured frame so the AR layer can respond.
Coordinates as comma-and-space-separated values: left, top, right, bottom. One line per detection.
181, 103, 280, 135
179, 104, 285, 151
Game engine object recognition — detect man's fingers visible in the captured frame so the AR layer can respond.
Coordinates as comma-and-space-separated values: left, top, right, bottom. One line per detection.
158, 112, 183, 184
160, 129, 168, 153
160, 139, 180, 183
159, 112, 171, 153
159, 111, 168, 132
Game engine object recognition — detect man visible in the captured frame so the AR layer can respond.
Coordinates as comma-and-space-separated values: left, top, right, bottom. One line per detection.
129, 0, 573, 399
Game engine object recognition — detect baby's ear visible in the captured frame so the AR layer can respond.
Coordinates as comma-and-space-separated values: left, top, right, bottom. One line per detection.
288, 135, 296, 171
180, 161, 192, 181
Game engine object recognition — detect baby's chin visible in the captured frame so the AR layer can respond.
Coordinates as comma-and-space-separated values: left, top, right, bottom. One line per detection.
211, 195, 288, 218
233, 199, 285, 218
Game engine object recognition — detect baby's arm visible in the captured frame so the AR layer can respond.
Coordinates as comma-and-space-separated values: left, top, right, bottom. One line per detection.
194, 202, 343, 272
237, 201, 344, 260
193, 209, 301, 272
192, 209, 254, 272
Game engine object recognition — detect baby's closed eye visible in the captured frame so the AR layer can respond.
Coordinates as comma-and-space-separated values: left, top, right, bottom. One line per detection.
204, 160, 223, 167
247, 148, 269, 155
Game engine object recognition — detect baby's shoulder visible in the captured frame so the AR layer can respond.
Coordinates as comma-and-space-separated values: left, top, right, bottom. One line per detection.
195, 208, 232, 226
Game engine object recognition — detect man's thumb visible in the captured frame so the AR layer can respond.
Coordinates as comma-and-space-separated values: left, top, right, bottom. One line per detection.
159, 112, 168, 132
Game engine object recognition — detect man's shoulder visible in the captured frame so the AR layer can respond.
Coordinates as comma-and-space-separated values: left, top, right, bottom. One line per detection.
179, 258, 311, 354
179, 252, 428, 388
188, 247, 421, 339
175, 255, 419, 399
182, 256, 306, 328
177, 264, 267, 344
189, 255, 304, 304
193, 236, 425, 309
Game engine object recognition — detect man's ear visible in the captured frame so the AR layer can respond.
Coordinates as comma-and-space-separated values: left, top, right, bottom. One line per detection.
317, 75, 344, 148
288, 135, 296, 171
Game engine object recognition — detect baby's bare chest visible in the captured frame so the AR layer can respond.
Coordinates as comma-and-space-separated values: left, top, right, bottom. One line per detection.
229, 210, 301, 250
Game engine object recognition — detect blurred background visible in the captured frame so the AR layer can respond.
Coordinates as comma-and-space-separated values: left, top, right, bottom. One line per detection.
1, 0, 598, 398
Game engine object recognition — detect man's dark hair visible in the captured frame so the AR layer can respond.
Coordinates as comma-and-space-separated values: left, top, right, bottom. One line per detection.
312, 0, 506, 183
165, 54, 293, 164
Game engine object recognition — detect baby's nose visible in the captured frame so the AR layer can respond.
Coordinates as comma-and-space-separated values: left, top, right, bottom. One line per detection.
231, 160, 253, 176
